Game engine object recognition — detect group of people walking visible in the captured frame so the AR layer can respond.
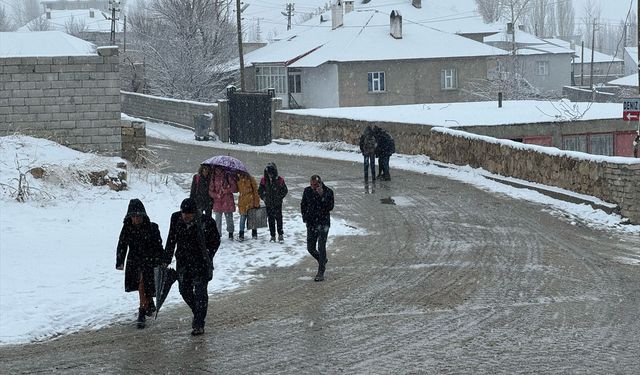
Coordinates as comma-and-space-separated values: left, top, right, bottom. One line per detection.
359, 125, 395, 182
116, 161, 335, 336
190, 162, 288, 243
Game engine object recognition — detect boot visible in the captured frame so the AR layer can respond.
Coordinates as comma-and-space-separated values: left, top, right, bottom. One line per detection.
137, 308, 146, 329
228, 232, 234, 240
145, 299, 156, 317
251, 229, 258, 239
270, 236, 276, 243
238, 231, 244, 242
278, 234, 284, 243
314, 270, 325, 282
191, 327, 205, 336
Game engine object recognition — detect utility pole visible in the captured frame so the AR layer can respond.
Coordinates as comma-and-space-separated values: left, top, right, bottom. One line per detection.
281, 3, 294, 31
236, 0, 248, 91
637, 0, 639, 94
590, 19, 596, 91
108, 0, 121, 46
581, 41, 584, 86
123, 15, 127, 52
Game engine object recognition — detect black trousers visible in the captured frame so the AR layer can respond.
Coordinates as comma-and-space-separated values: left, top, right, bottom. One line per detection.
306, 224, 330, 272
266, 205, 284, 237
178, 275, 209, 329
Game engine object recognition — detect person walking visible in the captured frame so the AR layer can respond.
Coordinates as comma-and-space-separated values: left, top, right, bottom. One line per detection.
634, 131, 639, 158
190, 164, 212, 217
237, 171, 261, 241
300, 175, 334, 282
209, 166, 238, 240
163, 198, 220, 336
116, 198, 164, 329
359, 125, 377, 182
373, 125, 395, 181
259, 162, 288, 243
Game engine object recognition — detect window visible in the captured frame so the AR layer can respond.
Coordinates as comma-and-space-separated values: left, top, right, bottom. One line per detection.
441, 69, 457, 89
537, 61, 549, 76
562, 135, 588, 153
255, 66, 286, 94
288, 72, 302, 93
589, 134, 613, 156
368, 71, 385, 92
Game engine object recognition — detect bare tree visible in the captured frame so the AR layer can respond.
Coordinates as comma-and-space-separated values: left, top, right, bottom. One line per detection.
525, 0, 555, 37
16, 0, 41, 26
128, 0, 238, 101
65, 16, 88, 38
581, 0, 601, 47
475, 0, 503, 23
555, 0, 575, 37
0, 6, 16, 31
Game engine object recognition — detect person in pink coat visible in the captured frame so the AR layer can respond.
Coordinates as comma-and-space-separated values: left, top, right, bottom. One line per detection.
208, 166, 238, 239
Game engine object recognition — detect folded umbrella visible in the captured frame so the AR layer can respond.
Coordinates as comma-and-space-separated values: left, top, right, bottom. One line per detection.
154, 266, 178, 320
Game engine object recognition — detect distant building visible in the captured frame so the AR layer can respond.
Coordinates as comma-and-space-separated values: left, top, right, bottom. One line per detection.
243, 0, 508, 109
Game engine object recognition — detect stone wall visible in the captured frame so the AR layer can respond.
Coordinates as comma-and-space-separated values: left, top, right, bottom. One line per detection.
121, 119, 146, 162
276, 112, 640, 224
120, 91, 217, 130
0, 46, 121, 155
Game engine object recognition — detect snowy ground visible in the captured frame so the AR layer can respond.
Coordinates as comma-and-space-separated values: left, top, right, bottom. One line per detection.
1, 120, 639, 346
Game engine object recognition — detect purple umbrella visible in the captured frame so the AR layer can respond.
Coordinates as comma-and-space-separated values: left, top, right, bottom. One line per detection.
202, 155, 248, 173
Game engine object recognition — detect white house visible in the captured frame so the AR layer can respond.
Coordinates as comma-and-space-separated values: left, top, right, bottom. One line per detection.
242, 0, 507, 108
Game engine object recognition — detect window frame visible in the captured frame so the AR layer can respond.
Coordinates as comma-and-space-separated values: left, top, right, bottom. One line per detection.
440, 68, 458, 90
367, 71, 386, 93
255, 65, 287, 94
536, 61, 549, 76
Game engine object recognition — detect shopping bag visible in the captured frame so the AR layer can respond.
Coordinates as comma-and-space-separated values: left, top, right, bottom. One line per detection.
247, 206, 268, 229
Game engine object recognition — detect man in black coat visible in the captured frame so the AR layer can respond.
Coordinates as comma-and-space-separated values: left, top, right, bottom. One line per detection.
373, 125, 395, 181
116, 198, 164, 329
164, 198, 220, 336
300, 175, 335, 282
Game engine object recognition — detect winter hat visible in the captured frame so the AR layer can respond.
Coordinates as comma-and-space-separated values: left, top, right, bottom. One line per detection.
180, 198, 198, 214
125, 198, 147, 219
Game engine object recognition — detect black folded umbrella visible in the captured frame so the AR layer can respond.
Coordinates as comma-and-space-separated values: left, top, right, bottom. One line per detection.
154, 266, 178, 320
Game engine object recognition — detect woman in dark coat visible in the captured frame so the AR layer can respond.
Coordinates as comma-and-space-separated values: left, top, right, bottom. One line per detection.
116, 199, 164, 329
190, 164, 212, 217
373, 126, 395, 181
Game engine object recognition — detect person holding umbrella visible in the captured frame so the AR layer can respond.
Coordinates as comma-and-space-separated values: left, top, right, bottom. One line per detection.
116, 199, 164, 329
209, 165, 238, 240
163, 198, 220, 336
237, 171, 260, 241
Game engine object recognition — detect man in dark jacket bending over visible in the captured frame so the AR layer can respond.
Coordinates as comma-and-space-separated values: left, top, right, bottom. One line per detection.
301, 175, 335, 282
164, 198, 220, 336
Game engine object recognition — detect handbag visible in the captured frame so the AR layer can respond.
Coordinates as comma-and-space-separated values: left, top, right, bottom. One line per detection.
247, 206, 268, 229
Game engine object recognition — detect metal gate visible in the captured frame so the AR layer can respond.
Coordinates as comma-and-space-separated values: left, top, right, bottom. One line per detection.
227, 87, 274, 146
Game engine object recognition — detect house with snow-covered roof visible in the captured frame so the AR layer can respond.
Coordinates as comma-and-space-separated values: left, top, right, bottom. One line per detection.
19, 8, 125, 46
623, 47, 638, 76
242, 0, 508, 109
481, 28, 574, 95
544, 38, 623, 86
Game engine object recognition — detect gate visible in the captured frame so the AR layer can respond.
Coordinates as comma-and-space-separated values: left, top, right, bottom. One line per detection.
227, 87, 274, 146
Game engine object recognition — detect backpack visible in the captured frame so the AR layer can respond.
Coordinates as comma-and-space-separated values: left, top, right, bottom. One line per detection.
363, 133, 377, 155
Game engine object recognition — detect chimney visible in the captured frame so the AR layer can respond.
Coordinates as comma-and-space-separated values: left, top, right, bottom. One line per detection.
331, 0, 343, 30
412, 0, 421, 8
89, 9, 95, 18
507, 22, 514, 34
46, 9, 51, 19
390, 10, 402, 39
344, 0, 354, 14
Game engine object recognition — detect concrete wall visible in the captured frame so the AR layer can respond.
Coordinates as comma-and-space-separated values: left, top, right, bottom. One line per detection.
336, 57, 493, 107
120, 91, 217, 130
0, 46, 121, 155
302, 64, 339, 108
275, 112, 640, 224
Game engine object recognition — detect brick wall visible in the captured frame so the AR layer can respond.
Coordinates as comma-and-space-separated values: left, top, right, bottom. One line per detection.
120, 91, 217, 130
276, 112, 640, 224
0, 46, 121, 155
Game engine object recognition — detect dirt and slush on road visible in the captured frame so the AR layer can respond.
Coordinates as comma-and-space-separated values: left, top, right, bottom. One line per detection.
1, 138, 639, 374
